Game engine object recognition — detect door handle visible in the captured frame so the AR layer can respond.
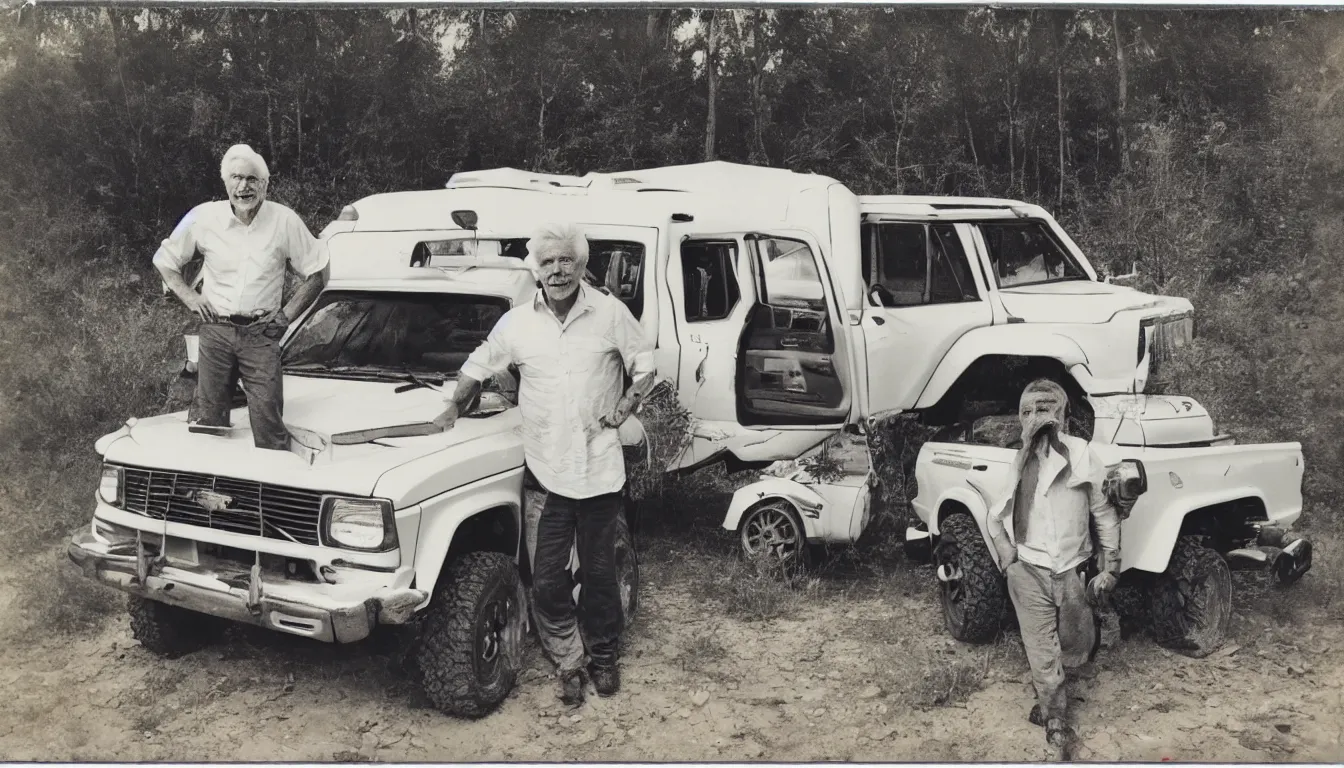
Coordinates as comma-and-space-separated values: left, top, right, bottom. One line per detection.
972, 464, 988, 471
871, 316, 885, 325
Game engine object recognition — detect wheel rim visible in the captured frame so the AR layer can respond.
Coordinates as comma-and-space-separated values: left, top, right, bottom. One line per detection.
741, 503, 803, 562
475, 582, 520, 681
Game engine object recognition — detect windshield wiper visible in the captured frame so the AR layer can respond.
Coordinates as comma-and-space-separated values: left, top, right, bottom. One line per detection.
286, 362, 446, 386
393, 368, 449, 394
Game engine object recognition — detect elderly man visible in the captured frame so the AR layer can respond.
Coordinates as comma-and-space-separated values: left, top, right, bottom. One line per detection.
436, 222, 655, 705
154, 144, 329, 450
985, 379, 1121, 759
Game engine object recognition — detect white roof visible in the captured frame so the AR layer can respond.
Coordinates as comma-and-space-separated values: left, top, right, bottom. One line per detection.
341, 161, 1038, 235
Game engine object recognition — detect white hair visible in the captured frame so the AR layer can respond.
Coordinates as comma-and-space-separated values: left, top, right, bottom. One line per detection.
219, 144, 270, 181
524, 222, 589, 276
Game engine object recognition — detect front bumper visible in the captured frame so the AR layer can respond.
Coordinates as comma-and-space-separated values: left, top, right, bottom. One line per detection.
68, 529, 427, 643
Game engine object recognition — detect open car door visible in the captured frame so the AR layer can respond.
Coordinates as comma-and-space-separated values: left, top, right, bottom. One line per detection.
665, 227, 858, 471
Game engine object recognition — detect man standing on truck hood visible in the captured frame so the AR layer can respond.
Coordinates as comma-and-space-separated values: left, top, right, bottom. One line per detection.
985, 378, 1121, 760
153, 144, 329, 450
435, 222, 655, 705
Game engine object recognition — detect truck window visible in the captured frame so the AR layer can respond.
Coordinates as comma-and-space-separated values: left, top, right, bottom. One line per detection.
585, 240, 645, 319
860, 223, 978, 307
977, 221, 1087, 288
681, 240, 740, 322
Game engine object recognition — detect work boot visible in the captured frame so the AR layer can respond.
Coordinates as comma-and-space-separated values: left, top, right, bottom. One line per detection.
589, 662, 620, 697
1045, 718, 1073, 762
558, 668, 586, 707
1028, 704, 1046, 727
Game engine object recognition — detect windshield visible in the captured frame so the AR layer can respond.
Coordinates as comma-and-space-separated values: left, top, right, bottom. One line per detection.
282, 290, 509, 378
978, 221, 1088, 289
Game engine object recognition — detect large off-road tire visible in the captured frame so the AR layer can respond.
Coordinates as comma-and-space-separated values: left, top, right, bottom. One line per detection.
1150, 536, 1232, 658
127, 595, 220, 658
739, 499, 813, 576
413, 552, 526, 719
935, 514, 1009, 644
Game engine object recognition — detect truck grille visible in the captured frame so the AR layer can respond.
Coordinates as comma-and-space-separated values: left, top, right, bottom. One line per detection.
117, 465, 324, 546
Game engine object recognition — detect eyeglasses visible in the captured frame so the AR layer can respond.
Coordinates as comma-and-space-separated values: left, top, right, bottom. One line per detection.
228, 174, 266, 186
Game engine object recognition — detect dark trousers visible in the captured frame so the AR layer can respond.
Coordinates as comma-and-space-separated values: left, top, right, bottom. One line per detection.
526, 475, 625, 673
192, 321, 289, 450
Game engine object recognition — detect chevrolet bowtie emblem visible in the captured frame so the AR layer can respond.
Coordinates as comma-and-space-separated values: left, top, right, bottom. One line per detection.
191, 490, 234, 512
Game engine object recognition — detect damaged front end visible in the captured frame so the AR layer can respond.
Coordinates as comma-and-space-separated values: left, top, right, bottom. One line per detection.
68, 518, 426, 643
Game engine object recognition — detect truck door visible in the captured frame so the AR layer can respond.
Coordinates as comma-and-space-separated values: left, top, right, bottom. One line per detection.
664, 228, 857, 470
856, 211, 996, 419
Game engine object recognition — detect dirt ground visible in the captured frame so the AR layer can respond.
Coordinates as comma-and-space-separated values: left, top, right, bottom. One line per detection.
2, 521, 1343, 764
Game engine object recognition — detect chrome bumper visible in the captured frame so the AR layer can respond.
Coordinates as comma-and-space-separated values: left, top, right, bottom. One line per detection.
68, 529, 426, 643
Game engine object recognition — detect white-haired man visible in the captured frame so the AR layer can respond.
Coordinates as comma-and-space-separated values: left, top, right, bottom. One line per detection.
985, 378, 1122, 760
436, 222, 655, 705
153, 144, 329, 450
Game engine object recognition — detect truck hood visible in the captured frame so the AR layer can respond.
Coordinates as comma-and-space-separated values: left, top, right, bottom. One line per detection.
997, 281, 1192, 324
99, 376, 521, 497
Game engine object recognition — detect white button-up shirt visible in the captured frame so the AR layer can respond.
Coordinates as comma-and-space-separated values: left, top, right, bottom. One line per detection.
152, 200, 328, 316
461, 283, 656, 499
987, 433, 1121, 574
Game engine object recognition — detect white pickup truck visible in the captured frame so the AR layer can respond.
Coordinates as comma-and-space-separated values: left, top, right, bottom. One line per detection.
69, 260, 645, 719
905, 393, 1312, 657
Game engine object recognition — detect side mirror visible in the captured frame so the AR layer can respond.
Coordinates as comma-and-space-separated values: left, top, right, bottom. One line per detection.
451, 210, 478, 230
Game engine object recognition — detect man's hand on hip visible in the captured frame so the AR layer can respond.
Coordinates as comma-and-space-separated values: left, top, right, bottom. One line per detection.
261, 307, 289, 328
599, 395, 634, 429
185, 292, 218, 322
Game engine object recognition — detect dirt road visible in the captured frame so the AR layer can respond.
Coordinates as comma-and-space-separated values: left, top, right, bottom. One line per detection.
2, 533, 1343, 762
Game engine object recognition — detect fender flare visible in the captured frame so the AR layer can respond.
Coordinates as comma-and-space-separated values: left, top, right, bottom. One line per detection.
723, 477, 825, 540
412, 482, 523, 607
1124, 487, 1270, 574
913, 328, 1091, 410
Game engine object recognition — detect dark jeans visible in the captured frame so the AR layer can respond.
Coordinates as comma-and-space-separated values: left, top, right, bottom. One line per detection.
527, 474, 625, 673
192, 321, 289, 450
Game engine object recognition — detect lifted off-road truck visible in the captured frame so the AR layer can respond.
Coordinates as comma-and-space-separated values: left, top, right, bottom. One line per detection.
314, 162, 1198, 562
69, 261, 644, 719
907, 397, 1312, 657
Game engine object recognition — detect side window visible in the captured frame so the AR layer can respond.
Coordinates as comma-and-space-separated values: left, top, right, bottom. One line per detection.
680, 240, 740, 322
860, 223, 978, 307
756, 236, 828, 333
978, 221, 1086, 288
585, 239, 646, 319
